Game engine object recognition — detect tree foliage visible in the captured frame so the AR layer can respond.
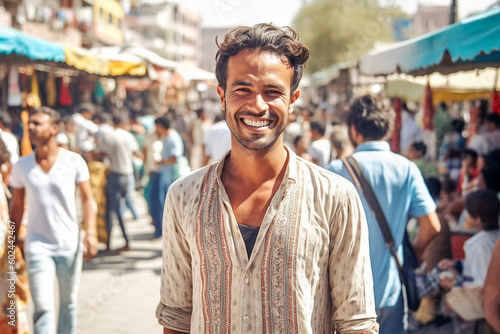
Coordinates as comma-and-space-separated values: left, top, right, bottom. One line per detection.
292, 0, 407, 73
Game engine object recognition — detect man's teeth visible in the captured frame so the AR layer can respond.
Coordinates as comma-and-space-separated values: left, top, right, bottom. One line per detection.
243, 119, 270, 127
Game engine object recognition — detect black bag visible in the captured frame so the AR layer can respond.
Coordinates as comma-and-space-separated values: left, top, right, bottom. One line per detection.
401, 230, 421, 311
342, 156, 422, 312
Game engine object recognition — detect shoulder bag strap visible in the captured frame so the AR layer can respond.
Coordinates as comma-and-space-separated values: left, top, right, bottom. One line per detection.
342, 156, 404, 274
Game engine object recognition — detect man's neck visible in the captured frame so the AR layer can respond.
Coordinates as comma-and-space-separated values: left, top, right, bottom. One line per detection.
223, 142, 288, 187
35, 140, 59, 161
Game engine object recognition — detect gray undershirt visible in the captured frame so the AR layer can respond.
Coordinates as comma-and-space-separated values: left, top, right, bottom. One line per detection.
237, 223, 260, 259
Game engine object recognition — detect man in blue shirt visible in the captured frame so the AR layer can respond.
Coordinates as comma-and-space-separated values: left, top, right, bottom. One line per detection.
328, 95, 440, 333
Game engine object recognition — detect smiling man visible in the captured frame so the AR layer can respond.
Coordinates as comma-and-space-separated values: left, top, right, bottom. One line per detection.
156, 23, 378, 334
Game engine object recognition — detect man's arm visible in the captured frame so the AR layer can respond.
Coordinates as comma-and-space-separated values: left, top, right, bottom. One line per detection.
483, 238, 500, 332
10, 187, 25, 242
157, 189, 193, 332
133, 149, 144, 160
164, 328, 188, 334
330, 184, 378, 333
78, 180, 98, 261
413, 211, 441, 261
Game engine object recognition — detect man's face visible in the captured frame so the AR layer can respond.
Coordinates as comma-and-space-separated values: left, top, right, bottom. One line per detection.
217, 49, 299, 151
29, 112, 58, 144
155, 124, 167, 137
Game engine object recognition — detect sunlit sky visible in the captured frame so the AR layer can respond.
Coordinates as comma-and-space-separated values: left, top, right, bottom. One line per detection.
179, 0, 499, 28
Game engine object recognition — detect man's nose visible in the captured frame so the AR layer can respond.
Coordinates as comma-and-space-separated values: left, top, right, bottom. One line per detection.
249, 94, 269, 113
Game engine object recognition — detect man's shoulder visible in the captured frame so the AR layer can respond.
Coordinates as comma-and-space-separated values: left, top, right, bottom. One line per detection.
168, 165, 211, 197
14, 152, 35, 168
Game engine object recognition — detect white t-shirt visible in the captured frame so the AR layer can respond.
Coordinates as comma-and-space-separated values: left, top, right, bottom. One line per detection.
11, 148, 90, 256
308, 138, 332, 168
463, 229, 500, 287
71, 113, 99, 152
468, 129, 500, 156
143, 131, 163, 173
98, 128, 138, 175
203, 121, 231, 164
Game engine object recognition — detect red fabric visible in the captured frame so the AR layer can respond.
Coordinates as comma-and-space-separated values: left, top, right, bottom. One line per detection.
422, 82, 435, 130
450, 232, 473, 260
390, 97, 402, 153
492, 89, 500, 114
58, 76, 73, 106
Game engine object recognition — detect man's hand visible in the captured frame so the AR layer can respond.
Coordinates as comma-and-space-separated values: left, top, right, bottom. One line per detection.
439, 272, 456, 290
83, 232, 98, 261
438, 258, 456, 271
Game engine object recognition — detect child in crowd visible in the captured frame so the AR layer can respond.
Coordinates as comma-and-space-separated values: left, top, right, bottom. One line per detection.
457, 149, 479, 197
417, 189, 500, 298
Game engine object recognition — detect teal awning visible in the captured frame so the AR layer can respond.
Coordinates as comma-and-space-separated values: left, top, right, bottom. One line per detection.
359, 7, 500, 76
0, 25, 65, 62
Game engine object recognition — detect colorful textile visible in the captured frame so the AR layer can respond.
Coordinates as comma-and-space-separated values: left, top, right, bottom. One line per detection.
87, 161, 108, 244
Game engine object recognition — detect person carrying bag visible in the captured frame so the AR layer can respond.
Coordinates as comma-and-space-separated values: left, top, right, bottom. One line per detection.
342, 156, 422, 312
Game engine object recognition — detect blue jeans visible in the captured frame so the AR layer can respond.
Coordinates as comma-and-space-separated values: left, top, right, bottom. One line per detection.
106, 172, 130, 248
149, 170, 173, 238
26, 251, 83, 334
119, 173, 140, 220
376, 291, 405, 334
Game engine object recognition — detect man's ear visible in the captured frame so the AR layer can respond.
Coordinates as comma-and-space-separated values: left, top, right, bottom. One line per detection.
52, 123, 60, 136
216, 85, 226, 111
289, 89, 300, 113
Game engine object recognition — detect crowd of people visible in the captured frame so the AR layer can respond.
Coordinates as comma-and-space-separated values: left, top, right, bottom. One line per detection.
0, 22, 499, 334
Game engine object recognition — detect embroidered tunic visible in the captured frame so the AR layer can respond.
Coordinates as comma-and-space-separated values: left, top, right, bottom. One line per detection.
156, 149, 378, 333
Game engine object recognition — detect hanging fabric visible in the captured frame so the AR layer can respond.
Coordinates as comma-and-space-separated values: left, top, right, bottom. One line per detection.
93, 80, 105, 103
7, 67, 22, 106
390, 97, 402, 153
28, 70, 42, 109
58, 75, 73, 107
46, 72, 56, 107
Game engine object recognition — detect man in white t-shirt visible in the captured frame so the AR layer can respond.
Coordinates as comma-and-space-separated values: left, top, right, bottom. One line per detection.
10, 107, 97, 334
202, 117, 231, 166
308, 120, 332, 168
98, 113, 143, 251
70, 102, 99, 155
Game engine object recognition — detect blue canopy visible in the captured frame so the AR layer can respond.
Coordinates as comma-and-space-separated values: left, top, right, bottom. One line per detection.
359, 7, 500, 76
0, 25, 65, 62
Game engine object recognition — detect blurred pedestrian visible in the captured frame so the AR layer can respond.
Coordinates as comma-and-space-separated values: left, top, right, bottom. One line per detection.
202, 115, 231, 166
189, 108, 212, 171
156, 23, 378, 334
98, 113, 142, 252
70, 102, 99, 157
150, 116, 186, 239
328, 95, 440, 333
307, 120, 331, 168
10, 107, 97, 334
329, 124, 354, 160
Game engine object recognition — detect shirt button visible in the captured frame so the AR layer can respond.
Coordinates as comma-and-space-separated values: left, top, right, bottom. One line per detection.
243, 315, 249, 322
244, 277, 249, 284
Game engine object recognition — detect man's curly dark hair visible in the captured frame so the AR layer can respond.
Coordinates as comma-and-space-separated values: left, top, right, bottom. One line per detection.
215, 23, 310, 94
347, 95, 394, 141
